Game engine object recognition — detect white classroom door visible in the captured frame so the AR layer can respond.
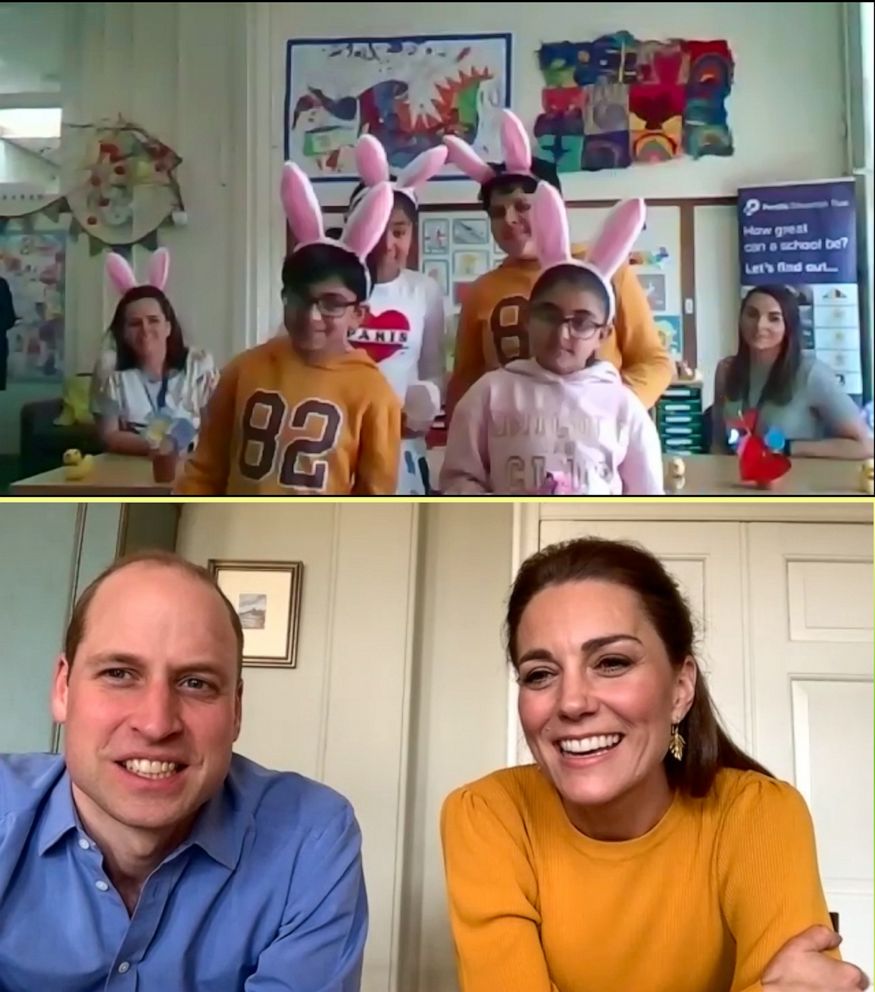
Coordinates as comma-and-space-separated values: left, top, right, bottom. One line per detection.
747, 523, 874, 982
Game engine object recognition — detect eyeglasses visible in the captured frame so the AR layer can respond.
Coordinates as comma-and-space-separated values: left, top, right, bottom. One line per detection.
529, 301, 605, 339
282, 290, 357, 318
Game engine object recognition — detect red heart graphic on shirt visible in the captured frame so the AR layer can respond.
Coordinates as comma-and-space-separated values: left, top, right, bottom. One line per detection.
349, 307, 410, 363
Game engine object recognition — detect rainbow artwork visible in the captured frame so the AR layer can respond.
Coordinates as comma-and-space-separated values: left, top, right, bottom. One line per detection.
534, 32, 734, 173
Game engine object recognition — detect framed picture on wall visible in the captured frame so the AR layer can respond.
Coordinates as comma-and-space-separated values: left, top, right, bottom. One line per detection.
208, 560, 304, 668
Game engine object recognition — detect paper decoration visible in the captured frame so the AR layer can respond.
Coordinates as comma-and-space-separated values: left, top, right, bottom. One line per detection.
63, 119, 183, 251
728, 410, 791, 486
284, 33, 512, 180
535, 32, 733, 173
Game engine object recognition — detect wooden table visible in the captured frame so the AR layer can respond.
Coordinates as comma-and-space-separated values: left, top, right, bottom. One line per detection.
425, 449, 867, 497
9, 454, 175, 496
7, 451, 867, 498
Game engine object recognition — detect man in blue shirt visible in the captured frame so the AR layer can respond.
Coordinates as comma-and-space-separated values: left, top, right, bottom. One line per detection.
0, 550, 367, 992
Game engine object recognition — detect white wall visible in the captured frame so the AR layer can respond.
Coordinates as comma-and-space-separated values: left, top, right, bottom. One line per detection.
1, 2, 857, 454
250, 1, 848, 368
175, 501, 514, 992
176, 502, 422, 992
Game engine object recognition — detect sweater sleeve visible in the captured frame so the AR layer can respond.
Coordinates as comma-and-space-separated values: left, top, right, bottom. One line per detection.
439, 377, 492, 494
351, 383, 401, 495
175, 356, 238, 495
440, 784, 558, 992
717, 774, 839, 992
619, 395, 665, 494
445, 290, 486, 426
610, 261, 674, 409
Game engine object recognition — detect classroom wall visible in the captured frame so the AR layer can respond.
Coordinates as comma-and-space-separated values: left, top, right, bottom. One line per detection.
0, 2, 857, 453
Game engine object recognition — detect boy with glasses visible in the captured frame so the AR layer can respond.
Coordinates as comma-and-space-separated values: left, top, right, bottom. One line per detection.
178, 167, 401, 495
440, 183, 664, 495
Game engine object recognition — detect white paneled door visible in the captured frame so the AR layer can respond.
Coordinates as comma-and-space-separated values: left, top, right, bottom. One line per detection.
747, 523, 874, 982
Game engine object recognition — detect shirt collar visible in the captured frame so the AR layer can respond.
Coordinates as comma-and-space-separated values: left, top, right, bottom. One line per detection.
36, 762, 249, 871
36, 768, 80, 856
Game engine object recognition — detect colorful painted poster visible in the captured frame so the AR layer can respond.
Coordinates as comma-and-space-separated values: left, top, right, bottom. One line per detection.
285, 33, 512, 181
0, 230, 66, 382
535, 33, 733, 173
738, 179, 863, 396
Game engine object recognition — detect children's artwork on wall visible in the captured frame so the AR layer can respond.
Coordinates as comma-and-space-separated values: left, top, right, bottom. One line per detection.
638, 272, 666, 311
534, 33, 733, 173
452, 217, 489, 245
0, 230, 66, 382
421, 217, 450, 254
418, 210, 504, 314
654, 315, 682, 357
453, 249, 490, 280
423, 259, 449, 297
285, 33, 512, 181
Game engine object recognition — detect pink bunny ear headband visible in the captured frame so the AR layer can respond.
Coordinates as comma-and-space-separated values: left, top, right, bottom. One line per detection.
531, 181, 645, 322
443, 108, 534, 185
105, 248, 170, 296
349, 135, 447, 213
281, 161, 393, 295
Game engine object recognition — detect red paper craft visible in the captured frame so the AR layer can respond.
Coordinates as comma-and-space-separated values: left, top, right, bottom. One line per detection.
730, 411, 791, 486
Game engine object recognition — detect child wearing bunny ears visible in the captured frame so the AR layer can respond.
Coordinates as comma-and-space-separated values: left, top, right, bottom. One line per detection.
93, 248, 218, 456
177, 166, 401, 495
443, 110, 672, 425
346, 135, 447, 495
440, 183, 664, 495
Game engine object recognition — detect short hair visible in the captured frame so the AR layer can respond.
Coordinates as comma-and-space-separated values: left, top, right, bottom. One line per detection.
109, 286, 189, 372
531, 263, 611, 322
479, 157, 562, 210
64, 549, 244, 679
281, 242, 368, 302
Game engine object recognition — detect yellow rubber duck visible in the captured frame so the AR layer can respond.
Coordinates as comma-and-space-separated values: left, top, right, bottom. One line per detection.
62, 448, 95, 481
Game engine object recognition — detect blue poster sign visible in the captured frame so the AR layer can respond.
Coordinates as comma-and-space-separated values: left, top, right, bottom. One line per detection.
737, 180, 862, 396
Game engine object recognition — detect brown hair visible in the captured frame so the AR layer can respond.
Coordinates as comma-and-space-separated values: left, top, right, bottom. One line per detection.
505, 537, 772, 797
109, 285, 189, 373
64, 549, 244, 678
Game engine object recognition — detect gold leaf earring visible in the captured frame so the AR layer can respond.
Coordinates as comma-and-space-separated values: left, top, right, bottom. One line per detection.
669, 723, 685, 761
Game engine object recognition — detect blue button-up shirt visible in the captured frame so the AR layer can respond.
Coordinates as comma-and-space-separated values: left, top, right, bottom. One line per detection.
0, 752, 367, 991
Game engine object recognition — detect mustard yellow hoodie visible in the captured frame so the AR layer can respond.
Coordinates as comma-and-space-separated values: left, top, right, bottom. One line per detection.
446, 253, 673, 422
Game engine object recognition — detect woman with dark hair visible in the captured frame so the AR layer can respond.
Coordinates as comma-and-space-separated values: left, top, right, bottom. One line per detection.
93, 257, 218, 457
713, 285, 872, 459
441, 538, 868, 992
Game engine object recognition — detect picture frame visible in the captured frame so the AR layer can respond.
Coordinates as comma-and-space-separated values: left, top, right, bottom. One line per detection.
207, 559, 304, 668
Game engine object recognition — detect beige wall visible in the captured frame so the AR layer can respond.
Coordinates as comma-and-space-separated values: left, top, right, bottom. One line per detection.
176, 501, 514, 992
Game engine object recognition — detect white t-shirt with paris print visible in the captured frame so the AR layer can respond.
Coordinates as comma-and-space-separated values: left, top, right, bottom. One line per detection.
348, 269, 446, 494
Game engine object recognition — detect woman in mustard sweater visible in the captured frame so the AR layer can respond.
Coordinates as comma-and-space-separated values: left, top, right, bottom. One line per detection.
441, 538, 868, 992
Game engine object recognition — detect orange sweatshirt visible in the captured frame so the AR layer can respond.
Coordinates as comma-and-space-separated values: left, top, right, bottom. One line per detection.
441, 765, 836, 992
177, 336, 401, 495
445, 253, 673, 423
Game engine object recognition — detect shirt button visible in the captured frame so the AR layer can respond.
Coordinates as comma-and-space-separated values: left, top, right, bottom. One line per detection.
95, 880, 109, 892
78, 838, 90, 850
117, 962, 130, 974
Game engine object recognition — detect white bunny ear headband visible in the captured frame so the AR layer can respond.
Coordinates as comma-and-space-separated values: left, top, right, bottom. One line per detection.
105, 247, 170, 296
443, 108, 533, 185
349, 135, 447, 213
531, 182, 645, 322
281, 161, 394, 295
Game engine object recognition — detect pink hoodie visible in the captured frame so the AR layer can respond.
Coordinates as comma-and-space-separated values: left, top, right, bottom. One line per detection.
440, 358, 665, 495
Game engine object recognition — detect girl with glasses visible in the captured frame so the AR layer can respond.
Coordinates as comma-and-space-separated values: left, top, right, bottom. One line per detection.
439, 183, 664, 495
